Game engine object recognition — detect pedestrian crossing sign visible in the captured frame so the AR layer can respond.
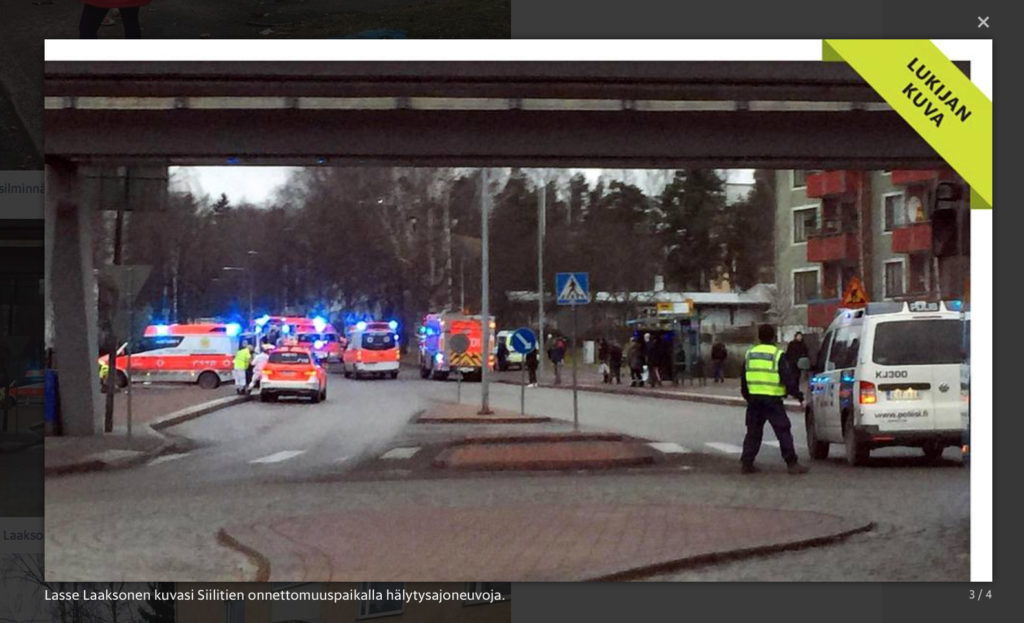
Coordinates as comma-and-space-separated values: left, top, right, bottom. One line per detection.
556, 272, 590, 305
842, 276, 869, 307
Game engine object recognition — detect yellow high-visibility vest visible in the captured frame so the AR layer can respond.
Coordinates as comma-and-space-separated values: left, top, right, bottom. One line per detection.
744, 343, 786, 397
234, 348, 251, 370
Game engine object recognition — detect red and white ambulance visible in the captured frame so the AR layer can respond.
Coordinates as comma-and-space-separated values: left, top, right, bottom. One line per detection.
342, 321, 401, 379
261, 315, 345, 366
98, 323, 241, 390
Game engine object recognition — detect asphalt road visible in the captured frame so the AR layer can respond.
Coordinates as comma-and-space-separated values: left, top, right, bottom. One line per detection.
44, 374, 970, 581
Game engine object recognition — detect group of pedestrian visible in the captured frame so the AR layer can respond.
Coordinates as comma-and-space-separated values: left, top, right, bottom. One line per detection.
623, 332, 667, 388
78, 1, 150, 39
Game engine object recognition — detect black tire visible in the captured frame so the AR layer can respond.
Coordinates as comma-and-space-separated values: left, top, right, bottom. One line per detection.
259, 392, 270, 403
311, 390, 321, 404
198, 371, 220, 390
390, 371, 399, 379
805, 408, 830, 460
343, 369, 352, 379
320, 388, 327, 402
843, 415, 869, 466
420, 365, 430, 379
114, 370, 129, 389
432, 370, 449, 381
923, 442, 945, 461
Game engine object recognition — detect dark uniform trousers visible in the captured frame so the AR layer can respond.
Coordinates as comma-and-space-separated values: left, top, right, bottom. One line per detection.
741, 395, 798, 466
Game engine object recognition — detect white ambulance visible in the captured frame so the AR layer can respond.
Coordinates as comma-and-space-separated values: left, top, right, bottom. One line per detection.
804, 300, 969, 465
100, 323, 240, 389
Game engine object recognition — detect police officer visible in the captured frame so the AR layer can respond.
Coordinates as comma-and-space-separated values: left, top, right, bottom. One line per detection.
740, 324, 809, 475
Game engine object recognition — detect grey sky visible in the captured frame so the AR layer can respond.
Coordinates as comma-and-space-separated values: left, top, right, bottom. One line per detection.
171, 166, 755, 206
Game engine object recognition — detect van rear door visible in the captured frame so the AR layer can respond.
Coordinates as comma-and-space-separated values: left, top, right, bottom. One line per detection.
867, 318, 965, 431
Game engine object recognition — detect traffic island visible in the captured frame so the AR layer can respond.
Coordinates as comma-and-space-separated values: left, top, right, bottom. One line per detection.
218, 504, 872, 581
433, 432, 658, 471
416, 401, 552, 425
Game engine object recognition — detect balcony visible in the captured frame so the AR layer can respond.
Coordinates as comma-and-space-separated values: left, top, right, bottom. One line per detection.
807, 229, 859, 262
807, 299, 842, 328
891, 221, 933, 253
806, 171, 863, 198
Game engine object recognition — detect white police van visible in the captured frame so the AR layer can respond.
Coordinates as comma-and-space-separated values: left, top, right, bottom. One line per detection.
804, 300, 969, 465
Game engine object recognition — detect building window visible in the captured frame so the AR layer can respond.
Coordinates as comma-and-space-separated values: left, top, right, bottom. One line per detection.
358, 583, 404, 619
882, 193, 905, 232
793, 269, 819, 305
464, 582, 512, 604
792, 170, 808, 188
792, 207, 817, 244
225, 601, 245, 623
884, 260, 905, 299
908, 253, 929, 294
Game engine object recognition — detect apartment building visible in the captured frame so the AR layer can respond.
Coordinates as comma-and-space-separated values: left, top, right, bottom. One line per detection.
774, 169, 969, 335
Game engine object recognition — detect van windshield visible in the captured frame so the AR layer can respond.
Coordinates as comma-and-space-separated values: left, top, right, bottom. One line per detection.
872, 319, 965, 366
362, 333, 396, 350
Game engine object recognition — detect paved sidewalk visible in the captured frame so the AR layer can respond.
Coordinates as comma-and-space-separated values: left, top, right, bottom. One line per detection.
220, 503, 870, 581
45, 384, 245, 475
494, 367, 803, 412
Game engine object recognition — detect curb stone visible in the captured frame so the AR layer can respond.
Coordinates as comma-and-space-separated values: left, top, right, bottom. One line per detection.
494, 379, 803, 413
589, 520, 876, 581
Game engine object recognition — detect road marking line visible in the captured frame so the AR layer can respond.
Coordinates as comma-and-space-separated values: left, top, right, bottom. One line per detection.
648, 442, 690, 454
334, 456, 350, 463
148, 453, 189, 466
765, 441, 781, 448
249, 450, 306, 464
380, 447, 419, 460
705, 442, 744, 454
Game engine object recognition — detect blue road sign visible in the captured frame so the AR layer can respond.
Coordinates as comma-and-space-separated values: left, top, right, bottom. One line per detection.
556, 272, 590, 305
509, 328, 537, 354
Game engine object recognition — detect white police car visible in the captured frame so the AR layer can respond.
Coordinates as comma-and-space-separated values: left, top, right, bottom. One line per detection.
804, 300, 969, 465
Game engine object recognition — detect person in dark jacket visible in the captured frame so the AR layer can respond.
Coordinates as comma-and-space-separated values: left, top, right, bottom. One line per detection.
608, 341, 623, 385
549, 336, 566, 385
525, 348, 539, 387
711, 341, 728, 383
496, 339, 509, 372
643, 333, 662, 387
785, 331, 811, 385
740, 324, 808, 475
79, 1, 150, 39
626, 337, 645, 387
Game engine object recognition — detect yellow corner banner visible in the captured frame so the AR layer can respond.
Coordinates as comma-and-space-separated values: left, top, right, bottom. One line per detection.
823, 40, 992, 209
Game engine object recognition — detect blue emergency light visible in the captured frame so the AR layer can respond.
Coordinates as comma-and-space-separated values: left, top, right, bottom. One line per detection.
225, 323, 242, 337
255, 314, 271, 327
313, 316, 327, 333
281, 324, 291, 335
356, 321, 368, 332
314, 340, 325, 350
388, 320, 399, 331
154, 325, 170, 336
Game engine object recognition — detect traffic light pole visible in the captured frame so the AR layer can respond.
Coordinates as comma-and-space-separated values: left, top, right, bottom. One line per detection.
537, 186, 546, 377
479, 168, 492, 415
572, 301, 579, 431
